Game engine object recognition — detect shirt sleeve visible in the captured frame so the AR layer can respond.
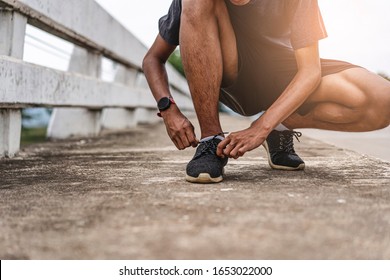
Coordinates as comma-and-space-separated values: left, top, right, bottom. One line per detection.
158, 0, 182, 46
290, 0, 328, 50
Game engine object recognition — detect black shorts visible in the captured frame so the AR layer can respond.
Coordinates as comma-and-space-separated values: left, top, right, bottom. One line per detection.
220, 46, 361, 116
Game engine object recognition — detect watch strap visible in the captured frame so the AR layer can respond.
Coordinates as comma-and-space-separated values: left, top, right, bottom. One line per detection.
157, 96, 175, 117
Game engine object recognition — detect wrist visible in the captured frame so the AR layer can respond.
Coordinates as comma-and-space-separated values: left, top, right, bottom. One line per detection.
251, 115, 273, 135
158, 103, 180, 118
157, 96, 176, 118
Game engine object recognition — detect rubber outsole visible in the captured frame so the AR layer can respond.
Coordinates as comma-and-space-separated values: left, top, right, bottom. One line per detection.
185, 173, 223, 184
262, 142, 305, 171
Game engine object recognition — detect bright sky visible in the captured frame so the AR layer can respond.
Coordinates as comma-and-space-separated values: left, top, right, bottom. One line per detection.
94, 0, 390, 75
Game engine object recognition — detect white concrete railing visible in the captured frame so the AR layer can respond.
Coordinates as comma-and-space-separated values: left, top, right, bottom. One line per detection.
0, 0, 192, 158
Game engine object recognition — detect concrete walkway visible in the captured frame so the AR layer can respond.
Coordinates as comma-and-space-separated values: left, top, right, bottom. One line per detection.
302, 126, 390, 162
1, 114, 389, 259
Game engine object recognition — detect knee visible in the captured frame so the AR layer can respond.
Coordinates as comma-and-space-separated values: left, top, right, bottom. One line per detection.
368, 110, 390, 130
385, 86, 390, 120
378, 86, 390, 129
182, 0, 219, 23
368, 86, 390, 130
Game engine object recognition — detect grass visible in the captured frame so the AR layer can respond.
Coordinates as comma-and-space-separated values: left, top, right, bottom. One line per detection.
21, 127, 48, 146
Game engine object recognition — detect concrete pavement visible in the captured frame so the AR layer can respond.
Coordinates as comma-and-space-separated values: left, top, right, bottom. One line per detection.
1, 114, 390, 259
302, 126, 390, 162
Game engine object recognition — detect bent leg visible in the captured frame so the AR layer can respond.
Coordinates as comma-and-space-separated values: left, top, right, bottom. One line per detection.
284, 68, 390, 132
180, 0, 237, 139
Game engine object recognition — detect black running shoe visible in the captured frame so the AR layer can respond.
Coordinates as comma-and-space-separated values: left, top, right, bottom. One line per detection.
186, 136, 228, 183
262, 130, 305, 170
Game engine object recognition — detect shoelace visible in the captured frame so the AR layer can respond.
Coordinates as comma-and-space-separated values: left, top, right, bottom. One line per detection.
279, 131, 302, 153
194, 137, 219, 159
194, 132, 228, 159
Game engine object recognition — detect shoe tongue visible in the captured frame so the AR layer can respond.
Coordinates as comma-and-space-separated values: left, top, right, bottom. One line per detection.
200, 135, 224, 142
194, 138, 219, 158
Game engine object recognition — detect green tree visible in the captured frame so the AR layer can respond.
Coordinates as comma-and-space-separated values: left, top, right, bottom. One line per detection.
168, 49, 185, 77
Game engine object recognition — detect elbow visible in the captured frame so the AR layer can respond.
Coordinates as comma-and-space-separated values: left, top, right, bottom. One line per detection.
142, 52, 165, 74
303, 66, 322, 90
308, 65, 322, 83
142, 53, 152, 73
295, 66, 322, 97
315, 70, 322, 91
312, 69, 322, 90
313, 67, 322, 85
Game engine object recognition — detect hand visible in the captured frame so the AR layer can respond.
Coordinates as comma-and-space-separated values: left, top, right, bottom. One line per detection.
216, 126, 266, 159
161, 107, 199, 150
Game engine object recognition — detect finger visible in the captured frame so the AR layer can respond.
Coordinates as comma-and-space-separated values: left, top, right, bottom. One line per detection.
223, 142, 236, 157
172, 138, 181, 150
230, 145, 246, 159
238, 147, 247, 157
217, 138, 231, 157
185, 129, 198, 147
173, 135, 185, 150
180, 132, 191, 148
192, 139, 200, 147
230, 146, 240, 159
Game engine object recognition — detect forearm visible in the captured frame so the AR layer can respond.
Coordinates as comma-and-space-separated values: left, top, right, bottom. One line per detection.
142, 36, 198, 149
217, 44, 322, 158
143, 57, 172, 102
253, 68, 321, 134
142, 34, 178, 103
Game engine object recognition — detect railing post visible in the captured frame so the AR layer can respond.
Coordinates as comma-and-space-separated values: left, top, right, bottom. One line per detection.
0, 109, 22, 158
101, 65, 139, 130
0, 8, 27, 158
47, 46, 103, 139
134, 73, 160, 124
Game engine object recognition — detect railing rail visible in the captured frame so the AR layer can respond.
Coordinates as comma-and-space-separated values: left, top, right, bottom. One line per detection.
0, 0, 192, 158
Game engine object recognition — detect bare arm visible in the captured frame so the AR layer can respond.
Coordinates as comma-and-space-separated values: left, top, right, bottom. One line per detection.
143, 35, 198, 149
217, 43, 322, 158
143, 35, 176, 102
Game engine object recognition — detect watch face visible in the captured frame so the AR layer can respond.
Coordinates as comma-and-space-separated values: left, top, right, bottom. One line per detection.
158, 97, 171, 111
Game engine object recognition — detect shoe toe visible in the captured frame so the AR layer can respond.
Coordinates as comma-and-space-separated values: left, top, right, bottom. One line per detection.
272, 152, 304, 168
186, 156, 227, 178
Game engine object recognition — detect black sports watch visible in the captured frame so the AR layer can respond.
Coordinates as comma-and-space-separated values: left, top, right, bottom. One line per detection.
157, 96, 175, 112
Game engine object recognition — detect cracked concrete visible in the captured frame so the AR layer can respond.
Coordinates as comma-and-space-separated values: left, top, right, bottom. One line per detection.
0, 114, 389, 259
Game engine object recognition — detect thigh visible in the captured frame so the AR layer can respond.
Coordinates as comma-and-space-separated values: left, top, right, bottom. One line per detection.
215, 0, 239, 87
307, 67, 390, 107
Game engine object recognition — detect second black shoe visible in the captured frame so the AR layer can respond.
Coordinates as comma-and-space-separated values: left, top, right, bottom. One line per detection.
262, 130, 305, 170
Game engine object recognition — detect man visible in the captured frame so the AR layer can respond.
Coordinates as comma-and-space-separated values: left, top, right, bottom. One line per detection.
143, 0, 390, 183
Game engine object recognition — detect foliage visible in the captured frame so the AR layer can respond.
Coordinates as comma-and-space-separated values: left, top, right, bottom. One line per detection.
21, 108, 51, 145
21, 110, 33, 120
168, 49, 185, 77
21, 108, 52, 128
21, 127, 47, 146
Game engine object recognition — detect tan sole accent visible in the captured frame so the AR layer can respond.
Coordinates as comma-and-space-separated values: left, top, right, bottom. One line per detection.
185, 173, 223, 184
262, 142, 305, 171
